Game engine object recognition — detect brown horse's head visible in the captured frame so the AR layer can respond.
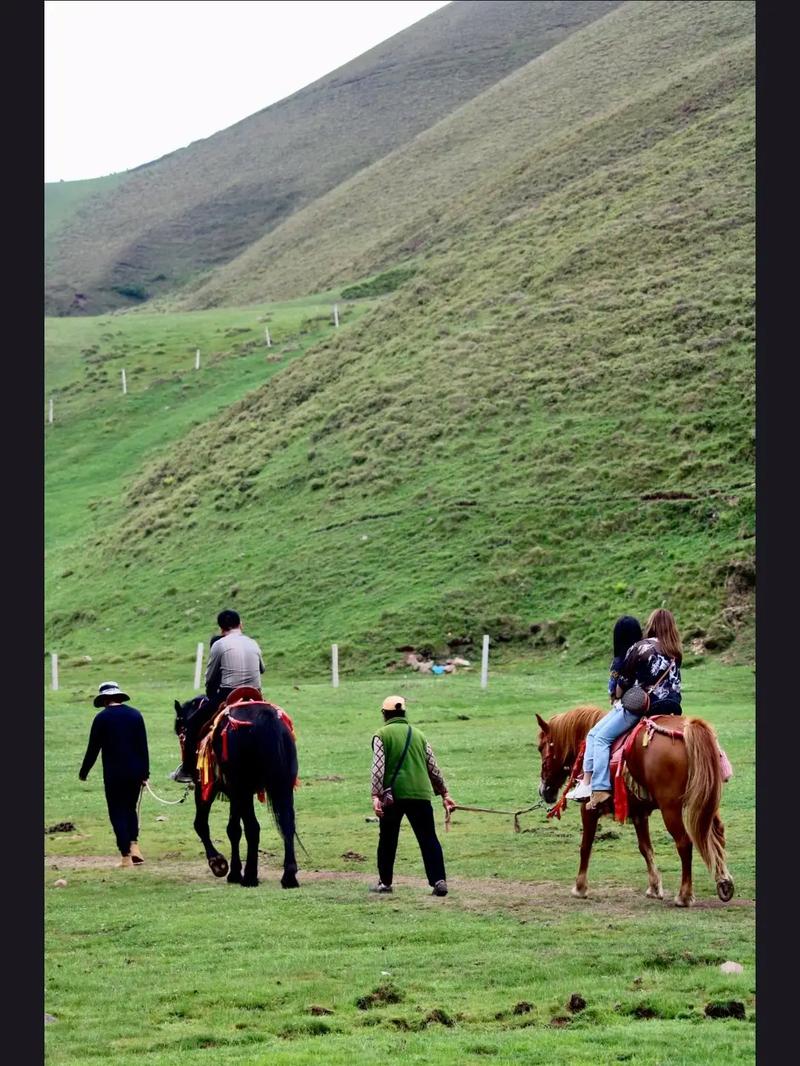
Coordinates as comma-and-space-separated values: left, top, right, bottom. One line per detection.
535, 706, 605, 804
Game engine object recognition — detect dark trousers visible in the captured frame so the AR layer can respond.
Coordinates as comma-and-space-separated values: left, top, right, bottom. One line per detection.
183, 689, 232, 774
104, 778, 141, 856
377, 799, 446, 887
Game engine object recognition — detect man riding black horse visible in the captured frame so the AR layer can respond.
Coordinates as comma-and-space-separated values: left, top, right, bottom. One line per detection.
170, 608, 265, 783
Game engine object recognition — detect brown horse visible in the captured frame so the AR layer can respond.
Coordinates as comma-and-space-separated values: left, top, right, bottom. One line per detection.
535, 706, 734, 907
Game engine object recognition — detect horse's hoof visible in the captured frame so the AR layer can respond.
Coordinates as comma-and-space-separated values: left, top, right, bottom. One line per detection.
240, 877, 259, 888
208, 856, 229, 878
717, 878, 735, 902
281, 876, 300, 889
646, 886, 664, 899
570, 885, 588, 899
674, 894, 694, 908
227, 871, 243, 884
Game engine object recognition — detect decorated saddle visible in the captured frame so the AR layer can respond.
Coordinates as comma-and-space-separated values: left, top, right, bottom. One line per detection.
196, 687, 298, 803
549, 715, 733, 824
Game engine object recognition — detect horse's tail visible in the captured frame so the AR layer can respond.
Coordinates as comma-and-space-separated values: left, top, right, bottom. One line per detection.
225, 707, 299, 841
682, 717, 731, 887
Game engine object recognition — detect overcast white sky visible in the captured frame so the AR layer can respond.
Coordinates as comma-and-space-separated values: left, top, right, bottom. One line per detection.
45, 0, 450, 183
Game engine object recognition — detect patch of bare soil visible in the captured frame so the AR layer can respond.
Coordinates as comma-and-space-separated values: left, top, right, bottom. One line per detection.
44, 857, 754, 915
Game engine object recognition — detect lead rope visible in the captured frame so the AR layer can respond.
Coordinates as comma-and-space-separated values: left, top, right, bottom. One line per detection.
445, 800, 546, 834
140, 780, 193, 807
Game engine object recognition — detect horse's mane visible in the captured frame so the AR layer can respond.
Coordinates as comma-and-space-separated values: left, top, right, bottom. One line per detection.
547, 705, 606, 758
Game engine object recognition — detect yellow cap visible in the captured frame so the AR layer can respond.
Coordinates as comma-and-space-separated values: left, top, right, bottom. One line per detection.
381, 695, 406, 713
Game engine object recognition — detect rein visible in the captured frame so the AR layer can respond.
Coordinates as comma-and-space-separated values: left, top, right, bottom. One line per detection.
545, 742, 587, 821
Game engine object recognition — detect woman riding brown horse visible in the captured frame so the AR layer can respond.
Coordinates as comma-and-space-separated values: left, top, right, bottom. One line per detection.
535, 705, 734, 907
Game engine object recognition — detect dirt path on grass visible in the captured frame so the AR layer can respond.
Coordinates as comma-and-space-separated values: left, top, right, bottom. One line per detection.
45, 856, 754, 916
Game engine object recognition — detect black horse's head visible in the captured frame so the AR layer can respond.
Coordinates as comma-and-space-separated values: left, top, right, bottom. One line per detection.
174, 695, 207, 737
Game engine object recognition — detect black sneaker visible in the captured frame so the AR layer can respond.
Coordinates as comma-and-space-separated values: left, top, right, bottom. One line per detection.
432, 880, 448, 896
169, 766, 194, 784
369, 882, 393, 893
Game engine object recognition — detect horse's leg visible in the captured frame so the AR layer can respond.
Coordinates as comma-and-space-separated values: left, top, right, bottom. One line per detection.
713, 814, 735, 902
193, 790, 229, 878
660, 801, 694, 907
226, 797, 243, 884
572, 803, 600, 898
631, 809, 663, 899
239, 792, 261, 888
275, 793, 299, 889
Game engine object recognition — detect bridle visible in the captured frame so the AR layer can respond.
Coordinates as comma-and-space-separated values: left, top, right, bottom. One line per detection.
176, 695, 207, 754
541, 736, 573, 788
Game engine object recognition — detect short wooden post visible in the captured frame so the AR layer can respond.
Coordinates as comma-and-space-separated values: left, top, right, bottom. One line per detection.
193, 642, 204, 690
480, 634, 490, 689
51, 652, 59, 691
121, 368, 127, 394
333, 304, 339, 328
48, 398, 53, 424
331, 643, 339, 688
265, 326, 272, 347
195, 349, 200, 370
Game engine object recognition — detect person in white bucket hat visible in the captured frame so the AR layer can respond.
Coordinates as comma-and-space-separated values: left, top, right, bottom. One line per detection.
79, 682, 149, 868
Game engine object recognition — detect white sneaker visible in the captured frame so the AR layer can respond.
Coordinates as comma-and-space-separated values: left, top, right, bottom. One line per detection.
565, 781, 592, 801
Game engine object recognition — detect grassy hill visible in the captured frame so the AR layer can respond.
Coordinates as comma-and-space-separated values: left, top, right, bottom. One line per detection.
45, 173, 127, 245
178, 0, 754, 311
44, 0, 619, 316
44, 0, 753, 683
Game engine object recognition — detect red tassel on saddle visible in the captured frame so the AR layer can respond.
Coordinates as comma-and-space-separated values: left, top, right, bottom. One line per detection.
614, 761, 628, 824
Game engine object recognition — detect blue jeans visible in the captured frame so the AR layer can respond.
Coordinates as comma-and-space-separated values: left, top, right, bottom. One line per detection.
583, 703, 640, 792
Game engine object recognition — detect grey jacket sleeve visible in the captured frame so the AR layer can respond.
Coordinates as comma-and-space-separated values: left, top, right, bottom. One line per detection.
205, 640, 223, 694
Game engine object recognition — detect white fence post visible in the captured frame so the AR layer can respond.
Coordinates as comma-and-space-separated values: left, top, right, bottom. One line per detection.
265, 326, 272, 347
195, 349, 200, 370
333, 304, 339, 328
121, 368, 127, 394
480, 634, 490, 689
48, 398, 53, 424
331, 643, 339, 688
51, 652, 59, 691
193, 642, 204, 690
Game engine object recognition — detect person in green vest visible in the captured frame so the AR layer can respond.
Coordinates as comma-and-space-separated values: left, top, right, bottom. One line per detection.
370, 695, 456, 896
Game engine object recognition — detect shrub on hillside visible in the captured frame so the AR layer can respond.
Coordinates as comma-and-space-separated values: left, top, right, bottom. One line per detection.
341, 266, 417, 300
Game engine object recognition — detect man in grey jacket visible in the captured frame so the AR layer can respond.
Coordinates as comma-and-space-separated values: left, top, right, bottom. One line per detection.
170, 609, 265, 783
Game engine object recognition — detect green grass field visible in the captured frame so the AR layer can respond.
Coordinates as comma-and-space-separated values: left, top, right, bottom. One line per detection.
45, 660, 754, 1064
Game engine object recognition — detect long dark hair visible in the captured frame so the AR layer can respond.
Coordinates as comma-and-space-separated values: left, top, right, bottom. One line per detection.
613, 615, 643, 659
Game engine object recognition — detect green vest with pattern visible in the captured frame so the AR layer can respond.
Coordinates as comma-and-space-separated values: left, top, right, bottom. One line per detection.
375, 717, 433, 801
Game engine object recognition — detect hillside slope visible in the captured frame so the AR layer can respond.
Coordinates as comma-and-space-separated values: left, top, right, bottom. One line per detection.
44, 0, 619, 316
179, 0, 754, 310
45, 15, 754, 677
45, 173, 127, 247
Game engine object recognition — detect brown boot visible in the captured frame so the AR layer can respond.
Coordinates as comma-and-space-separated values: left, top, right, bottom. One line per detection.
588, 790, 612, 810
130, 842, 144, 865
119, 854, 134, 868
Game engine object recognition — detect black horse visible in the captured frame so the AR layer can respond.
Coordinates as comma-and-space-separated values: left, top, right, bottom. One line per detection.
174, 695, 300, 888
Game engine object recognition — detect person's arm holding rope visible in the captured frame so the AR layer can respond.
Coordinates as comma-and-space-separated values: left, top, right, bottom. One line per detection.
137, 710, 150, 786
425, 742, 456, 814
